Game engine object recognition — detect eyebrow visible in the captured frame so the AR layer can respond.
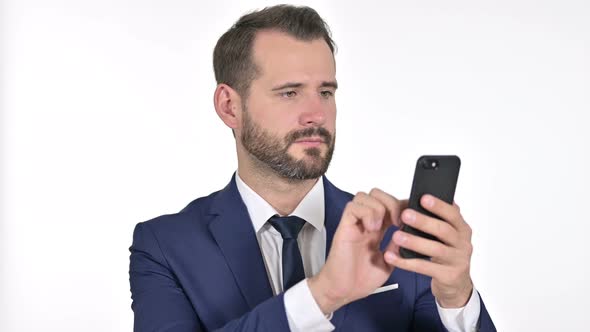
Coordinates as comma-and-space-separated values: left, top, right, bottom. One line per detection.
271, 81, 338, 91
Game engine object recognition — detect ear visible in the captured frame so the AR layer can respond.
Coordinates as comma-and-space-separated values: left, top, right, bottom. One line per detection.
213, 83, 242, 131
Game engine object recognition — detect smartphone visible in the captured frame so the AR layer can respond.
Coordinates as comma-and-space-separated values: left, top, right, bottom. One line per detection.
399, 155, 461, 259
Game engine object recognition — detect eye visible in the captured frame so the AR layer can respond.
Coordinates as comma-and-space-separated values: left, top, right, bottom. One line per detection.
280, 91, 297, 98
320, 90, 334, 98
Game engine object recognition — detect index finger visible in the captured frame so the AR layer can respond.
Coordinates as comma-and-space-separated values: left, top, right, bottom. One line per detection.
421, 194, 466, 231
368, 188, 408, 228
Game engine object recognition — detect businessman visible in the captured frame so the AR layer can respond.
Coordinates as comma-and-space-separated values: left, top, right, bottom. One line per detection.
129, 5, 496, 331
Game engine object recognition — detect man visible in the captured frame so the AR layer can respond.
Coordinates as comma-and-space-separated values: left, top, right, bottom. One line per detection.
129, 5, 496, 331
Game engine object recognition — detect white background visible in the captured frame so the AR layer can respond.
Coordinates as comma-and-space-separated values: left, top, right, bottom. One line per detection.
1, 0, 589, 331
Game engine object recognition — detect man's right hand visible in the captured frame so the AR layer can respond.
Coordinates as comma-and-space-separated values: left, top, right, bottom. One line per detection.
308, 189, 407, 314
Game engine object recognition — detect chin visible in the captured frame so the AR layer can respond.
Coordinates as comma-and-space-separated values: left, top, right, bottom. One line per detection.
297, 147, 324, 159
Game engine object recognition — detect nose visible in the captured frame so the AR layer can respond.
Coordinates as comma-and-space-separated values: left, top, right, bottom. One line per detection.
298, 96, 328, 127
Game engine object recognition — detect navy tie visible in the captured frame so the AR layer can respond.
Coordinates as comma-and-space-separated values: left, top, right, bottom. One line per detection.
268, 215, 306, 291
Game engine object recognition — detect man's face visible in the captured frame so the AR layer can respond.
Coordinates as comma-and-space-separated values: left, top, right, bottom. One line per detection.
239, 30, 337, 181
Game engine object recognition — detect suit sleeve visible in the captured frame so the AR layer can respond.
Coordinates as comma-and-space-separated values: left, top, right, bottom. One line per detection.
475, 294, 496, 332
129, 222, 291, 332
412, 273, 497, 332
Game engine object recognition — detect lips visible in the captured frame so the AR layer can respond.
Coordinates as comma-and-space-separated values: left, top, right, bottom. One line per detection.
287, 127, 332, 146
294, 137, 324, 144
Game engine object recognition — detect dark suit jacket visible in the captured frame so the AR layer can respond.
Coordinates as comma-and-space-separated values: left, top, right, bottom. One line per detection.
129, 174, 496, 331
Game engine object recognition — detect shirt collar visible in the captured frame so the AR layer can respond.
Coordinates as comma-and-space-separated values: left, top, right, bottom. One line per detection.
235, 171, 325, 233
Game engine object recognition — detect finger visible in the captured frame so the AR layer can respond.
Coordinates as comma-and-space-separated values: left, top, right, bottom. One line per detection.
397, 199, 409, 226
341, 200, 382, 232
368, 188, 407, 228
353, 192, 387, 230
384, 250, 448, 280
382, 235, 401, 257
400, 208, 461, 247
420, 195, 466, 232
391, 230, 459, 264
450, 201, 472, 240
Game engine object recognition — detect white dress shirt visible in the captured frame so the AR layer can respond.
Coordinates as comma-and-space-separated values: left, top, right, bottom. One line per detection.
235, 172, 481, 332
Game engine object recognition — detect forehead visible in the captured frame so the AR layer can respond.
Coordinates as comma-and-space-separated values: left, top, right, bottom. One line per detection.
251, 30, 335, 84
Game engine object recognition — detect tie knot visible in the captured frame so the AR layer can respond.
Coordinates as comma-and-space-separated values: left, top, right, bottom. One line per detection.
268, 215, 306, 240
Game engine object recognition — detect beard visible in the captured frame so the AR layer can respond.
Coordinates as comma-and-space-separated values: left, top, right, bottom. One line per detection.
240, 107, 335, 181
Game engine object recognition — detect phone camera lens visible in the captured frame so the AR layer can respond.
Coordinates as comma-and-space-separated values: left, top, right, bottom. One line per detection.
422, 158, 439, 170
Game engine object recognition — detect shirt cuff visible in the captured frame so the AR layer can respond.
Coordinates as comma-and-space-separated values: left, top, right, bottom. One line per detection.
436, 288, 481, 332
283, 279, 335, 332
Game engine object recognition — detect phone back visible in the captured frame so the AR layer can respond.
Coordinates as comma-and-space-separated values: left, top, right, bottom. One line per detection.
400, 155, 461, 259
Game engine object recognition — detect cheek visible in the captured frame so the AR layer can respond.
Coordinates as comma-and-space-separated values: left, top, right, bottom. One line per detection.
254, 111, 296, 140
325, 108, 337, 131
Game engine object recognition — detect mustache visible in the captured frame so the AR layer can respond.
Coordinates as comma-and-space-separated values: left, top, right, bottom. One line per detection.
286, 127, 333, 146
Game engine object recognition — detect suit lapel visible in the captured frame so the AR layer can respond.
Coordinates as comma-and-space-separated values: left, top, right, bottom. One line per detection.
208, 174, 274, 310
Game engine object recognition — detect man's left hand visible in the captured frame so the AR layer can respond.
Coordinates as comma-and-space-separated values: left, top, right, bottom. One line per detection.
384, 194, 474, 308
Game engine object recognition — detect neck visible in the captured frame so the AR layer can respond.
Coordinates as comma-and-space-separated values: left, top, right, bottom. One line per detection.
237, 155, 319, 216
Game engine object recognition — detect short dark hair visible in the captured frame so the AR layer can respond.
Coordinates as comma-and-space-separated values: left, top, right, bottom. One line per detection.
213, 5, 336, 100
